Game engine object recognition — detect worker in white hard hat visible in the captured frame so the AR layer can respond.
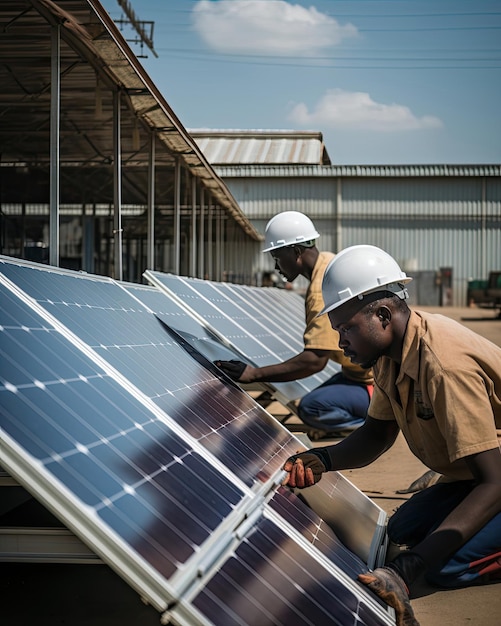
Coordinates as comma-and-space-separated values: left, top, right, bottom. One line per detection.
282, 245, 501, 626
216, 211, 374, 436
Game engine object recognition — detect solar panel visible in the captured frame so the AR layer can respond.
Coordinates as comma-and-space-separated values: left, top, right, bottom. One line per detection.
122, 282, 242, 364
144, 271, 340, 404
179, 490, 392, 626
144, 313, 387, 568
292, 470, 388, 567
0, 259, 296, 488
268, 486, 371, 580
209, 282, 308, 355
0, 275, 245, 604
210, 281, 340, 384
145, 272, 298, 363
0, 256, 393, 624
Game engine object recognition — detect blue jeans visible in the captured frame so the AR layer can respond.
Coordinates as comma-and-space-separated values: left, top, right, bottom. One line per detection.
388, 481, 501, 588
297, 372, 370, 433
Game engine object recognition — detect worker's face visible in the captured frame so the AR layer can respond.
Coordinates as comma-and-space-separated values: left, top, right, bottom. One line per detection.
270, 246, 300, 282
327, 301, 392, 369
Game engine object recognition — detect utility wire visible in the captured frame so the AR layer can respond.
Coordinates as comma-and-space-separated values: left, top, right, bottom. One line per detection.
158, 52, 501, 70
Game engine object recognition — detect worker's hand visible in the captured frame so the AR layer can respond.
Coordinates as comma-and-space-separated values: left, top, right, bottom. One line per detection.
282, 448, 332, 489
358, 566, 420, 626
214, 360, 248, 381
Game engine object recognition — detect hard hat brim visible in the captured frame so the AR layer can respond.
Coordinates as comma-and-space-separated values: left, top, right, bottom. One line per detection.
319, 279, 413, 317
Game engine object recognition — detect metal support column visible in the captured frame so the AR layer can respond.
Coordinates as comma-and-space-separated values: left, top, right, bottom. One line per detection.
190, 177, 197, 277
173, 158, 181, 275
207, 197, 213, 280
215, 207, 222, 281
112, 90, 123, 280
336, 176, 342, 252
49, 24, 61, 267
147, 132, 155, 270
198, 187, 205, 279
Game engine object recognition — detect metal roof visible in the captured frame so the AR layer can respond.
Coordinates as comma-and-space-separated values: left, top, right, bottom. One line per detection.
214, 163, 501, 178
0, 0, 260, 239
189, 129, 332, 166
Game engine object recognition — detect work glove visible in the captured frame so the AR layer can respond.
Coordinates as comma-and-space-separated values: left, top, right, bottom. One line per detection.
358, 552, 425, 626
282, 448, 332, 489
214, 359, 247, 381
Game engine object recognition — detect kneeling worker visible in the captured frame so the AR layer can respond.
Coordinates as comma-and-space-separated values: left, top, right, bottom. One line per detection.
216, 211, 373, 435
283, 244, 501, 626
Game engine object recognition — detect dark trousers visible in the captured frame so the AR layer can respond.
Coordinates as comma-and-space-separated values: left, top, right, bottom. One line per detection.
388, 480, 501, 587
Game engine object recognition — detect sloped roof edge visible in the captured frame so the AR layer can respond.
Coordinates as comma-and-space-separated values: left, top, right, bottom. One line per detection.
31, 0, 261, 240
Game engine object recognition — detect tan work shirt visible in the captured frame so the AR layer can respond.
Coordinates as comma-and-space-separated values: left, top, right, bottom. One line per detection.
304, 251, 373, 385
370, 310, 501, 480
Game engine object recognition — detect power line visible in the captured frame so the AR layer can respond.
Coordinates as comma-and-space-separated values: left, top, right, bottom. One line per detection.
158, 51, 501, 70
154, 47, 501, 67
155, 46, 501, 60
357, 25, 501, 32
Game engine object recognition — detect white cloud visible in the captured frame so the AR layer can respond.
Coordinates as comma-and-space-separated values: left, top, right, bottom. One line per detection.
288, 89, 443, 131
192, 0, 358, 55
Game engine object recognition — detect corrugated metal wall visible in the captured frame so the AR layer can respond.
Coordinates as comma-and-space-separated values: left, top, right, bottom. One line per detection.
222, 173, 501, 306
229, 178, 337, 219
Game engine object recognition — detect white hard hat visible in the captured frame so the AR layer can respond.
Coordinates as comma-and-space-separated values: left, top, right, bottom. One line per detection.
320, 245, 412, 315
262, 211, 320, 253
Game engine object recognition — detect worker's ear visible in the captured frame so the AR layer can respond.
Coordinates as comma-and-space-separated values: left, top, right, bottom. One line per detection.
293, 245, 303, 258
376, 306, 391, 328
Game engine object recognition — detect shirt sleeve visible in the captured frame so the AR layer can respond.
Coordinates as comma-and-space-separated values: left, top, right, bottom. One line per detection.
303, 275, 340, 351
427, 369, 500, 463
368, 384, 397, 421
303, 252, 373, 384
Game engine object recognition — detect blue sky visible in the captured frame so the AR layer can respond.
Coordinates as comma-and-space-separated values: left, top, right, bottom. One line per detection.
101, 0, 501, 165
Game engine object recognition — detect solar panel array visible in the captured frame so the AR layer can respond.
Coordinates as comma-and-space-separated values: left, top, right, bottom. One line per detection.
143, 271, 341, 409
0, 256, 393, 625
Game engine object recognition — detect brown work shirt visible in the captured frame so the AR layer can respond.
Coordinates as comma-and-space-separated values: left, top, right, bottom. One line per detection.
370, 310, 501, 480
304, 251, 373, 385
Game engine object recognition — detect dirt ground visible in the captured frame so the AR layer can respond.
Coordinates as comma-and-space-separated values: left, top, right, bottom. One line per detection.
322, 306, 501, 626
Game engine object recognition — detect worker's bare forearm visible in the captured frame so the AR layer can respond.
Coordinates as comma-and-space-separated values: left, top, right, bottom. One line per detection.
322, 417, 400, 471
248, 349, 330, 383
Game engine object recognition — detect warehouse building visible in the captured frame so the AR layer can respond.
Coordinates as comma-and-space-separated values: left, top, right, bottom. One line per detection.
192, 129, 501, 307
1, 2, 500, 307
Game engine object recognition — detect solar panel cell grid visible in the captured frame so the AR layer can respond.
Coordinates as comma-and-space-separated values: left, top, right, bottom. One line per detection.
0, 260, 300, 489
268, 486, 368, 580
148, 273, 297, 365
215, 282, 306, 353
191, 515, 390, 626
145, 271, 340, 396
212, 282, 341, 385
122, 283, 241, 364
0, 281, 245, 583
0, 258, 391, 624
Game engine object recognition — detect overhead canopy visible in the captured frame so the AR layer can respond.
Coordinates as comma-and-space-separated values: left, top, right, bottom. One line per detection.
0, 0, 260, 240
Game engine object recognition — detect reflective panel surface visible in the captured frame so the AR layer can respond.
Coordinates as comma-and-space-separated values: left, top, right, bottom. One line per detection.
0, 258, 391, 624
0, 280, 243, 579
192, 514, 390, 626
0, 260, 299, 488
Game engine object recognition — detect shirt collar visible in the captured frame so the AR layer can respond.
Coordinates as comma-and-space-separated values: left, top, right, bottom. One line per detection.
310, 251, 334, 285
397, 310, 424, 383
